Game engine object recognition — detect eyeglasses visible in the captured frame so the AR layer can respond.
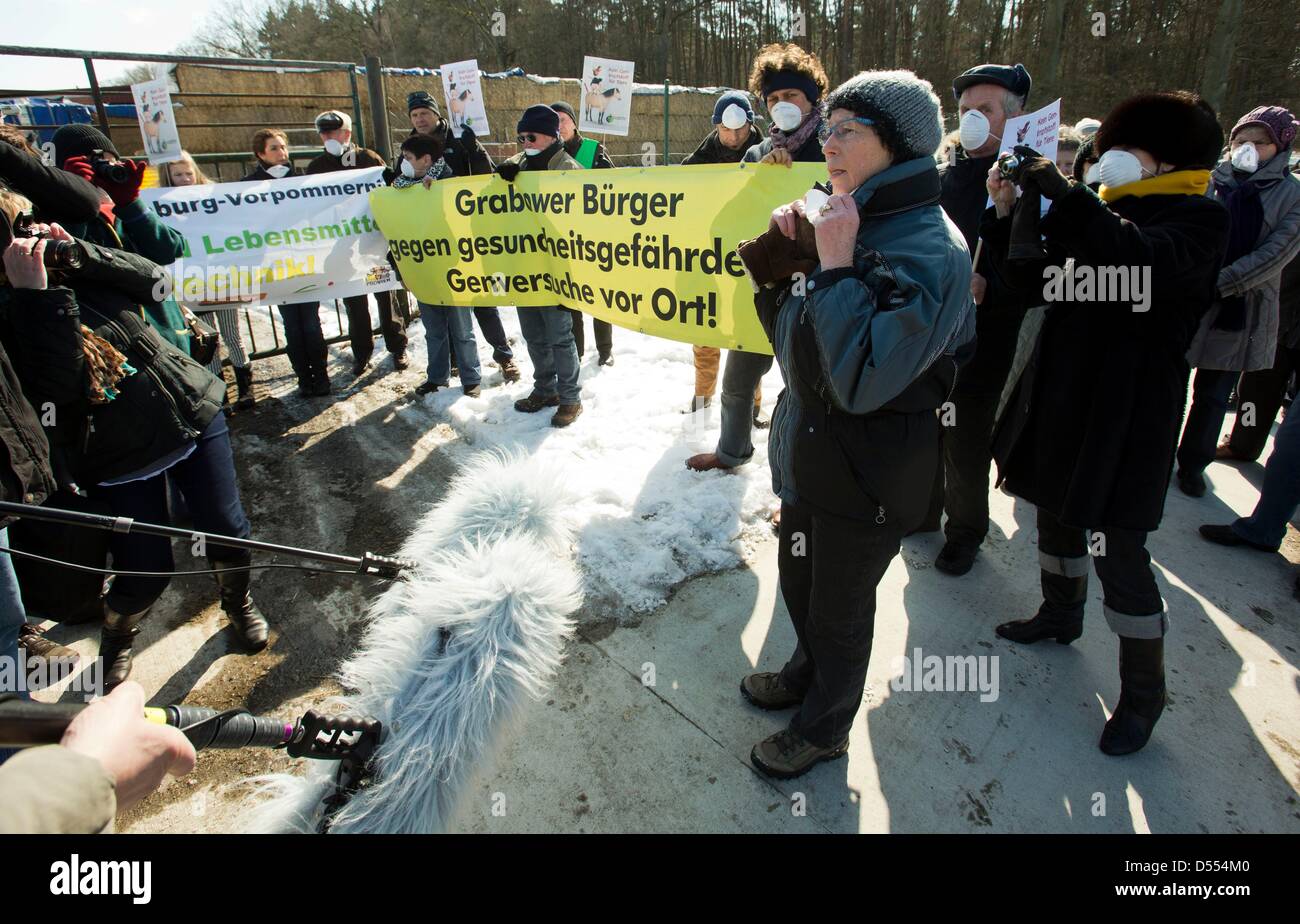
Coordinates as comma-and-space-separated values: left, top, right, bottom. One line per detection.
817, 117, 875, 144
517, 133, 541, 144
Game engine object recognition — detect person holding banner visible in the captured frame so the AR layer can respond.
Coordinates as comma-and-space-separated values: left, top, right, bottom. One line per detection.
551, 100, 615, 368
687, 45, 828, 475
742, 70, 974, 779
681, 91, 763, 415
395, 134, 485, 398
243, 128, 331, 397
406, 91, 519, 383
307, 111, 410, 378
496, 105, 584, 427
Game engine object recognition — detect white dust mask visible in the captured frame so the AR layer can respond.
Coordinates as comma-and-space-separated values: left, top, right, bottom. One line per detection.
770, 101, 804, 133
1231, 141, 1259, 173
1097, 149, 1149, 188
323, 138, 346, 157
959, 109, 994, 151
264, 163, 290, 179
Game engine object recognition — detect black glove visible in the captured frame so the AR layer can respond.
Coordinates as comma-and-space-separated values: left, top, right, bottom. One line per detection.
1013, 145, 1071, 200
496, 161, 520, 183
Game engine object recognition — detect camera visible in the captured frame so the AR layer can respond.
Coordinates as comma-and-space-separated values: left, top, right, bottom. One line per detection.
9, 213, 85, 271
997, 151, 1022, 181
90, 149, 131, 185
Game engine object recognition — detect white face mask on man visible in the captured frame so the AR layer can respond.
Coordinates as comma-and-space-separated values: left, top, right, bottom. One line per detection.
264, 163, 290, 179
959, 109, 997, 151
1231, 141, 1260, 173
769, 101, 805, 133
1096, 149, 1154, 188
323, 138, 347, 157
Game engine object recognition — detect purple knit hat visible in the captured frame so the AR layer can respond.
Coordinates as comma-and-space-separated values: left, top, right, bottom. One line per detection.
1232, 106, 1298, 150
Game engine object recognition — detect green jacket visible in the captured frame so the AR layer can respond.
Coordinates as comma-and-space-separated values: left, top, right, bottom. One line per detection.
63, 200, 192, 356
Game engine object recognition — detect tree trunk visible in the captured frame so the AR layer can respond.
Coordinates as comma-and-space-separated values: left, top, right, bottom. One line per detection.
1199, 0, 1242, 115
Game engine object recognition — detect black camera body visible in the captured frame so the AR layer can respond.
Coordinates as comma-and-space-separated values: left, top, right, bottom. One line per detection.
90, 149, 131, 185
997, 151, 1022, 181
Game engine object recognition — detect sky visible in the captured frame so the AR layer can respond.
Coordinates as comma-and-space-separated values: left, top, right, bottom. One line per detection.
0, 1, 221, 91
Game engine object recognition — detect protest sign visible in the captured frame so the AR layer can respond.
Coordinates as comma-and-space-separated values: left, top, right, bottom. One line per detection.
579, 56, 634, 137
990, 98, 1062, 213
370, 163, 827, 354
140, 166, 401, 306
131, 77, 182, 165
440, 59, 489, 138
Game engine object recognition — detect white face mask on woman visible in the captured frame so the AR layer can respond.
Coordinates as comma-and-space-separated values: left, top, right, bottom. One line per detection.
769, 101, 804, 133
264, 163, 290, 179
1230, 141, 1259, 173
1096, 149, 1152, 188
959, 109, 997, 151
400, 159, 418, 178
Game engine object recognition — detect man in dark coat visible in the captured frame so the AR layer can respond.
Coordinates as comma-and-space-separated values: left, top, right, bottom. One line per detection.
931, 62, 1036, 576
306, 110, 409, 377
406, 91, 519, 383
986, 91, 1229, 756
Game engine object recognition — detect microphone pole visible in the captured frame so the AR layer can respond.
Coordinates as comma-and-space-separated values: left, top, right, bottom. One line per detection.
0, 500, 414, 578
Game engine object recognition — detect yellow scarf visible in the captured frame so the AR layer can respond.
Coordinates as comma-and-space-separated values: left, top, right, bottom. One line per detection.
1099, 169, 1211, 203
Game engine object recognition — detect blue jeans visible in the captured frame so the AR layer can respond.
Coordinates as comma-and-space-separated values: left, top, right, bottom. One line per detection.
419, 303, 481, 388
0, 527, 28, 700
1232, 406, 1300, 550
278, 302, 327, 381
89, 414, 252, 615
516, 306, 581, 404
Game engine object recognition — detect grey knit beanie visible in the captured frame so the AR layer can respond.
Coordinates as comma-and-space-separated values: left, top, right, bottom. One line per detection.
822, 70, 944, 162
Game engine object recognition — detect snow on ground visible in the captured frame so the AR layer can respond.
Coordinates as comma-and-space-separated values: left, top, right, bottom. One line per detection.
242, 297, 786, 617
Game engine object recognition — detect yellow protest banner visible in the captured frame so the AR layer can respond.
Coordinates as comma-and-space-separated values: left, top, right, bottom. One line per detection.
369, 162, 826, 355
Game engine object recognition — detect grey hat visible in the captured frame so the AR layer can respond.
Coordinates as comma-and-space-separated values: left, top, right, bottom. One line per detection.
822, 69, 944, 162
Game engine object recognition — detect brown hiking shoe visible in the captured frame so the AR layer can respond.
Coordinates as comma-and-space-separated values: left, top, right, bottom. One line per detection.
1214, 440, 1252, 462
551, 403, 583, 427
751, 727, 850, 779
17, 623, 80, 664
741, 671, 803, 710
515, 391, 560, 413
499, 359, 522, 383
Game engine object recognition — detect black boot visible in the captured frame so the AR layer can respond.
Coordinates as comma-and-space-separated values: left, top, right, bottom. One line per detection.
996, 570, 1086, 644
233, 365, 256, 409
212, 554, 269, 651
99, 603, 150, 690
1099, 635, 1166, 755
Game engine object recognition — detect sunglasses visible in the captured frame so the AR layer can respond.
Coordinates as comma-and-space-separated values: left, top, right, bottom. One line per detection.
517, 133, 541, 144
817, 116, 876, 144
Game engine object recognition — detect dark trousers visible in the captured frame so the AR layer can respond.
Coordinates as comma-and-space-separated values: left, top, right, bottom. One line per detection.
716, 349, 774, 467
939, 308, 1022, 548
1035, 505, 1166, 638
1177, 368, 1239, 477
278, 302, 327, 382
344, 290, 407, 364
776, 501, 901, 747
1227, 342, 1300, 460
90, 415, 252, 615
567, 308, 613, 359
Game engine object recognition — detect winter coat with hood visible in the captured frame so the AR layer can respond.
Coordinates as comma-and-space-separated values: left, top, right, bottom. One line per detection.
1186, 151, 1300, 371
762, 155, 976, 532
989, 181, 1230, 531
682, 125, 764, 165
0, 240, 225, 488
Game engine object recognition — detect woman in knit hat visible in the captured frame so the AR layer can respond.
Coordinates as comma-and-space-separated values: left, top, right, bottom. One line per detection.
739, 69, 975, 778
1176, 105, 1300, 490
985, 91, 1230, 755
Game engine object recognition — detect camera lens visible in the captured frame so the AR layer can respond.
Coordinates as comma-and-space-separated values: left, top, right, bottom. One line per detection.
93, 159, 131, 185
42, 240, 84, 271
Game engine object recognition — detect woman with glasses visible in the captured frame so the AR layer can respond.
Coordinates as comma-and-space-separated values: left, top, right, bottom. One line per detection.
738, 70, 975, 779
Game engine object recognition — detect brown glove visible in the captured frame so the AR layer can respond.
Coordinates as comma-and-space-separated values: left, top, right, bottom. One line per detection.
736, 213, 820, 292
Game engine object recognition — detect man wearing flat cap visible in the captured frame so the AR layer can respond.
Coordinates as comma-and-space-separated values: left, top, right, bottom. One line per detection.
930, 62, 1037, 578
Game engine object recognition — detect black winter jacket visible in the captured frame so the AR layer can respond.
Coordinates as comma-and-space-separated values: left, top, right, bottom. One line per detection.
682, 126, 763, 166
0, 242, 225, 487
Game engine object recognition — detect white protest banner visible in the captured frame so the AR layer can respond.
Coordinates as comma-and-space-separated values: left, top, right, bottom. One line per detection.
440, 59, 489, 138
139, 166, 401, 307
990, 97, 1062, 214
131, 77, 182, 165
579, 56, 634, 136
